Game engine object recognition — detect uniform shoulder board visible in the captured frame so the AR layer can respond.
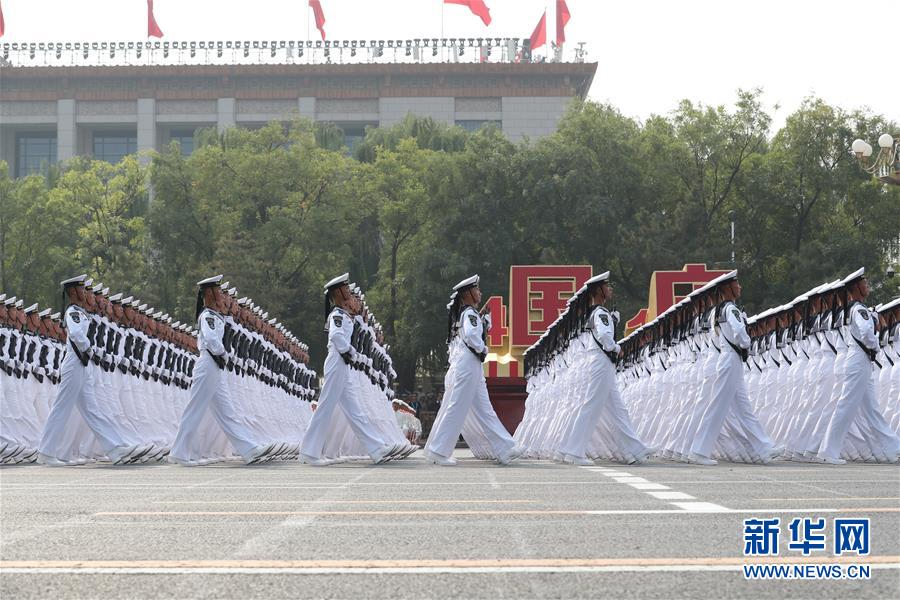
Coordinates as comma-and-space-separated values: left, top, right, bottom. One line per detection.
468, 313, 479, 327
858, 308, 869, 321
206, 316, 216, 329
70, 309, 81, 324
333, 314, 343, 327
598, 310, 609, 326
731, 307, 742, 322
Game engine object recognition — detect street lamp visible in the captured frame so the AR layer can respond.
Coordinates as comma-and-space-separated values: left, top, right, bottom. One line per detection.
852, 133, 900, 185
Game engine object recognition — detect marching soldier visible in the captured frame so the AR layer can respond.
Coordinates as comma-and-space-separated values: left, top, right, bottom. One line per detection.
39, 275, 151, 466
689, 272, 781, 465
556, 272, 653, 465
817, 269, 900, 464
170, 276, 272, 465
424, 275, 523, 466
300, 274, 398, 465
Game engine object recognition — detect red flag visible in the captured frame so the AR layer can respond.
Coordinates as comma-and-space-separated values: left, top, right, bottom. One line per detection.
309, 0, 326, 40
0, 1, 6, 38
147, 0, 163, 38
556, 0, 570, 44
444, 0, 491, 27
529, 10, 547, 51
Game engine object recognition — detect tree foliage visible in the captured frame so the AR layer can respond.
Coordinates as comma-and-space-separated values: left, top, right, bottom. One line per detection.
1, 93, 897, 387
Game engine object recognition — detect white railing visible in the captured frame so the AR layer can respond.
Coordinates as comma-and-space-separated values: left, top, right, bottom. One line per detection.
0, 39, 588, 68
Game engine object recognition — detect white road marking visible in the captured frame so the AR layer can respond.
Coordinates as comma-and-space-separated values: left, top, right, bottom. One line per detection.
612, 477, 649, 484
579, 466, 733, 512
154, 499, 537, 505
3, 478, 896, 490
628, 483, 671, 490
646, 491, 695, 500
669, 502, 731, 513
2, 565, 898, 574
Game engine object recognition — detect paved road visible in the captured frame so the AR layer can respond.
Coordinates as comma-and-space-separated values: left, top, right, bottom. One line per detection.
2, 452, 898, 599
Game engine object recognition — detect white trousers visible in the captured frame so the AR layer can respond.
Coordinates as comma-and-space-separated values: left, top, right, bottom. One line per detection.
171, 353, 259, 461
690, 350, 773, 459
301, 351, 386, 459
818, 348, 900, 460
558, 353, 647, 460
40, 350, 128, 457
425, 351, 515, 459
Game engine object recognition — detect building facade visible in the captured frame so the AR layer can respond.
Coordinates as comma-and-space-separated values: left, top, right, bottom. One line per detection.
0, 61, 596, 177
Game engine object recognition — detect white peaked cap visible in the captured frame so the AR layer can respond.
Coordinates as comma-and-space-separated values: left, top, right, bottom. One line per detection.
60, 274, 88, 287
197, 274, 223, 286
841, 267, 865, 285
585, 271, 610, 286
877, 297, 900, 312
452, 274, 479, 291
324, 273, 350, 291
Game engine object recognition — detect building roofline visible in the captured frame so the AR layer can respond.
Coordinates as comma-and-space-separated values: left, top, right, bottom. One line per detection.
0, 61, 596, 80
1, 62, 597, 102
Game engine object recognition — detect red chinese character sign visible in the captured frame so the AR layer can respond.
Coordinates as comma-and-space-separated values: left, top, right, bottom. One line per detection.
484, 265, 592, 378
624, 264, 730, 335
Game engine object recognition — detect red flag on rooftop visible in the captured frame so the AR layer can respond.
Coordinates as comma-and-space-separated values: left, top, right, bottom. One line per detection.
1, 0, 8, 38
309, 0, 326, 40
147, 0, 164, 38
556, 0, 570, 45
444, 0, 492, 27
529, 10, 547, 51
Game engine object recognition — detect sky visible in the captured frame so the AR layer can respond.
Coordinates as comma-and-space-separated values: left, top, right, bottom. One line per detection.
1, 0, 897, 131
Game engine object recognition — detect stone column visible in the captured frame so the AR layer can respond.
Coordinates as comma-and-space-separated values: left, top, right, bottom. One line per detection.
136, 98, 157, 165
217, 98, 236, 133
57, 99, 77, 164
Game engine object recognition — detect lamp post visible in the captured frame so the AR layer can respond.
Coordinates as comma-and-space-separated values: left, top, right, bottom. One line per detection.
853, 134, 900, 292
851, 133, 900, 186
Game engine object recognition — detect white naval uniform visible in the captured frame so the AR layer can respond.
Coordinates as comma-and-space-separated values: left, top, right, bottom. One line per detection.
818, 302, 900, 461
425, 305, 516, 460
558, 305, 648, 461
39, 305, 130, 458
690, 301, 774, 460
170, 308, 259, 462
300, 307, 386, 460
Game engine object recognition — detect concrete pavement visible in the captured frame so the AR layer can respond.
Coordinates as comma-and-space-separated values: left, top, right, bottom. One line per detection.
2, 452, 898, 598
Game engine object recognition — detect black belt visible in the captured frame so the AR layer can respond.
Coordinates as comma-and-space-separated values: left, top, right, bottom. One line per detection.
69, 341, 90, 367
852, 336, 880, 366
207, 350, 226, 369
591, 336, 618, 365
464, 343, 486, 362
725, 338, 748, 362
